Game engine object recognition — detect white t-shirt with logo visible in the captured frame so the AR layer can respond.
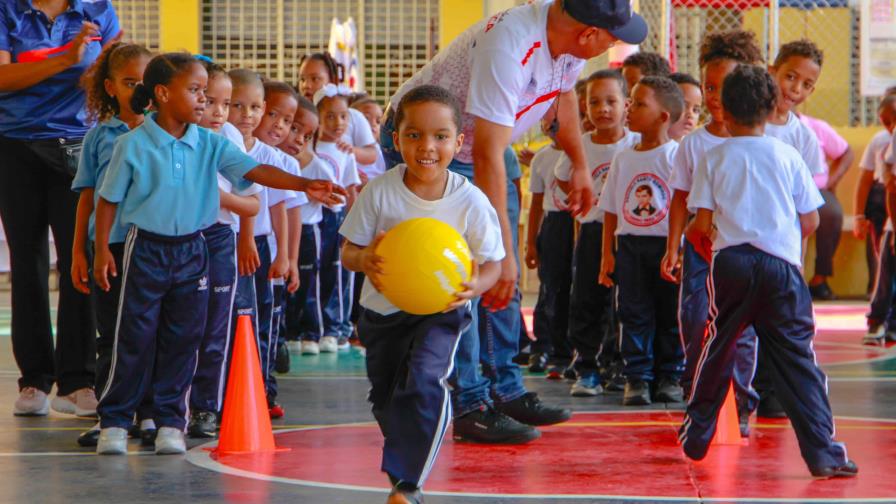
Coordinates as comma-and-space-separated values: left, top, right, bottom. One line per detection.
764, 112, 825, 175
669, 126, 727, 193
339, 165, 505, 315
598, 141, 677, 237
315, 140, 362, 212
528, 145, 566, 212
216, 123, 262, 229
555, 131, 641, 224
299, 154, 328, 225
689, 136, 823, 267
246, 139, 298, 237
388, 0, 585, 164
860, 130, 891, 183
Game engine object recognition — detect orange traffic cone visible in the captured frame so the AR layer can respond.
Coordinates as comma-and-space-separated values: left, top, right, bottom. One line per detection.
712, 380, 746, 446
215, 315, 279, 454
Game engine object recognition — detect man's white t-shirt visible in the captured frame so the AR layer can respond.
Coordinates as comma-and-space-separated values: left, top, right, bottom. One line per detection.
528, 145, 566, 212
669, 126, 727, 193
389, 0, 585, 164
688, 136, 823, 267
598, 141, 677, 237
860, 130, 891, 183
556, 131, 640, 224
246, 139, 297, 237
764, 111, 825, 175
344, 108, 377, 149
299, 154, 328, 225
339, 165, 505, 315
216, 123, 262, 229
315, 140, 362, 212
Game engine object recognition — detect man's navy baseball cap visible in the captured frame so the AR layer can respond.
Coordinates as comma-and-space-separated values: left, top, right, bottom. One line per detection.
563, 0, 648, 45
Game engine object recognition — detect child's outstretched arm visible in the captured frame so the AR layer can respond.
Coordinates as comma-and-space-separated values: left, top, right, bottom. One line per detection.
244, 164, 348, 206
525, 193, 544, 270
446, 261, 501, 311
93, 197, 118, 292
598, 212, 617, 287
661, 189, 689, 282
342, 233, 386, 291
220, 191, 260, 218
71, 190, 94, 294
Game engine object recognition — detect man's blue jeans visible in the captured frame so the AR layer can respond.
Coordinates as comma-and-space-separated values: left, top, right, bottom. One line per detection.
382, 123, 526, 416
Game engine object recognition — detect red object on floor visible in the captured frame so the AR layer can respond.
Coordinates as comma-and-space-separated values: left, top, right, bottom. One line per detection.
712, 380, 746, 446
269, 404, 284, 419
215, 315, 279, 454
201, 411, 895, 500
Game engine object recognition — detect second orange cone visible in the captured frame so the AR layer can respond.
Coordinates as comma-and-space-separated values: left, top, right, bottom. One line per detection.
712, 380, 746, 446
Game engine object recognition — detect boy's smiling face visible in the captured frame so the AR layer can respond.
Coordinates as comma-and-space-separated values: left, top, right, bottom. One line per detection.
393, 101, 464, 185
255, 91, 298, 146
771, 55, 820, 113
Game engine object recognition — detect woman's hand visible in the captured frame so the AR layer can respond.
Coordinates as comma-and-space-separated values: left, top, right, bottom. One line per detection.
63, 22, 100, 67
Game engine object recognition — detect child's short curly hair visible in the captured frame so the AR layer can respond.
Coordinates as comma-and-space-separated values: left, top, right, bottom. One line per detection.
622, 52, 671, 78
721, 64, 778, 126
699, 30, 764, 67
394, 85, 461, 132
638, 76, 684, 124
773, 39, 824, 68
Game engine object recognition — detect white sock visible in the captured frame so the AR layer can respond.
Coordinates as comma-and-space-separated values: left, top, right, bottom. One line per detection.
140, 419, 156, 431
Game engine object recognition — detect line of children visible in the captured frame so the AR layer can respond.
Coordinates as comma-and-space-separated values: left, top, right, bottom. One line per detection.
680, 63, 856, 479
598, 76, 685, 406
554, 69, 640, 397
340, 84, 503, 504
90, 52, 342, 455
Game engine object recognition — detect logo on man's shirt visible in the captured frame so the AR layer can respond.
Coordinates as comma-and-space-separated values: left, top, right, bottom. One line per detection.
623, 173, 670, 227
484, 11, 508, 32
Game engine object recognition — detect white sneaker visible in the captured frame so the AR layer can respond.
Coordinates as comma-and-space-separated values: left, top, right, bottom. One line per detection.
301, 340, 320, 355
13, 387, 49, 416
337, 338, 351, 351
863, 325, 886, 345
319, 336, 339, 353
97, 427, 128, 455
155, 427, 186, 455
51, 387, 98, 417
287, 340, 302, 353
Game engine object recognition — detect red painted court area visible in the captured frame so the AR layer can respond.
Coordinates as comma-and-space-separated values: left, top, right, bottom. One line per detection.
204, 411, 896, 501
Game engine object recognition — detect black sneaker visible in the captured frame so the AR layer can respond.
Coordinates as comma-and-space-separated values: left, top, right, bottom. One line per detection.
563, 363, 577, 381
275, 343, 290, 374
453, 405, 540, 444
512, 349, 530, 366
757, 394, 787, 419
654, 378, 684, 403
623, 380, 651, 406
810, 460, 858, 479
739, 409, 751, 438
809, 281, 836, 301
187, 411, 218, 438
528, 353, 548, 373
140, 427, 157, 447
496, 392, 572, 426
77, 426, 100, 447
601, 370, 626, 392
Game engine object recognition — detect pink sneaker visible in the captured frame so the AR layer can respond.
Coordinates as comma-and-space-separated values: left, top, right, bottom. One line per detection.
13, 387, 49, 416
51, 387, 98, 417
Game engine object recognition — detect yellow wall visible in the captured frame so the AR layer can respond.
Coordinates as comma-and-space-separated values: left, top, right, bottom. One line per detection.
159, 0, 200, 53
440, 0, 485, 49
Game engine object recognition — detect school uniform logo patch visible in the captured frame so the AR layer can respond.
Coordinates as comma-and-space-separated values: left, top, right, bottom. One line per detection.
591, 162, 612, 208
623, 173, 669, 227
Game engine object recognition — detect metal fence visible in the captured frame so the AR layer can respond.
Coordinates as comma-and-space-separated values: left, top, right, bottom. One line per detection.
112, 0, 162, 51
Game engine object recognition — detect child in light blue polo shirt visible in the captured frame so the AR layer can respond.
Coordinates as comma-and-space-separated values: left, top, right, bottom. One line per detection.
70, 42, 152, 447
92, 53, 344, 457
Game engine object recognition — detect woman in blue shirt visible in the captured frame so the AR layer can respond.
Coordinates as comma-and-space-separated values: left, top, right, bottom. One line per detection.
0, 1, 121, 416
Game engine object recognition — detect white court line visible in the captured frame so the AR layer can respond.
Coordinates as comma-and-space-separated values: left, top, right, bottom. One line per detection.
0, 451, 154, 457
185, 411, 896, 503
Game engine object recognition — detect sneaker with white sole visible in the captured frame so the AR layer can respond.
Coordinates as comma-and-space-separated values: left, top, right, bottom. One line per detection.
13, 387, 49, 416
863, 325, 886, 346
97, 427, 128, 455
155, 427, 186, 455
301, 340, 320, 355
287, 340, 301, 353
570, 373, 602, 397
319, 336, 339, 353
51, 387, 98, 417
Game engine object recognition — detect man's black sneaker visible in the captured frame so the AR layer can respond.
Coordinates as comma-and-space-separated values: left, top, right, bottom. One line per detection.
809, 281, 836, 301
810, 460, 858, 479
187, 411, 218, 438
623, 380, 651, 406
528, 353, 548, 373
452, 405, 540, 444
77, 426, 100, 447
563, 362, 577, 381
275, 343, 290, 374
739, 409, 751, 438
757, 394, 787, 419
140, 428, 157, 447
496, 392, 572, 426
654, 378, 684, 403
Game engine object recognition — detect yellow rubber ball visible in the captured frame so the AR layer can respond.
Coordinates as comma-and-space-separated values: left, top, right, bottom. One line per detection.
375, 217, 473, 315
